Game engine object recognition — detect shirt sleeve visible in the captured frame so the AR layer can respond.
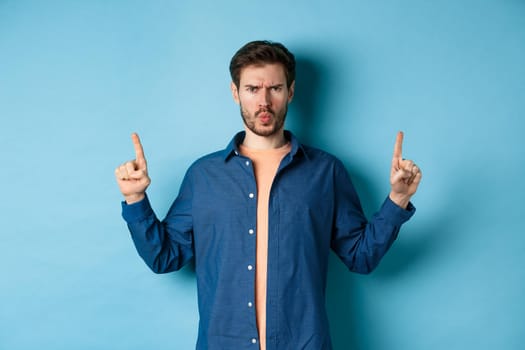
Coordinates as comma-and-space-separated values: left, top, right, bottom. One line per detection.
330, 159, 415, 274
121, 171, 195, 274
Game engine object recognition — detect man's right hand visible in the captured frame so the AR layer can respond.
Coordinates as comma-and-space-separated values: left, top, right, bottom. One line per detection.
115, 133, 151, 204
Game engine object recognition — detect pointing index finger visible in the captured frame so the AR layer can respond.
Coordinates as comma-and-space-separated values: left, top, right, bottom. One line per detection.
393, 131, 404, 160
131, 132, 146, 163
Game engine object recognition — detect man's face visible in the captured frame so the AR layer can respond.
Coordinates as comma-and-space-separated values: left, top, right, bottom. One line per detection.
231, 63, 295, 137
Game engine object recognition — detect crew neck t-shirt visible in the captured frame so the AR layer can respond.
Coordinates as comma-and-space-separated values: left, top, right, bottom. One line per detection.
239, 142, 292, 350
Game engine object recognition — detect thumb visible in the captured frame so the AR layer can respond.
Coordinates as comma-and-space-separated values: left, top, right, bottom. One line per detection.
391, 168, 409, 184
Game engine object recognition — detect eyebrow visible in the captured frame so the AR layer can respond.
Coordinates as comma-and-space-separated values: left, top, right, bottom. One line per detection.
243, 83, 284, 89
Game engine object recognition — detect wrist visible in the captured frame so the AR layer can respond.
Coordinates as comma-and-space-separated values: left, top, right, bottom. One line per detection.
389, 192, 410, 210
125, 193, 145, 204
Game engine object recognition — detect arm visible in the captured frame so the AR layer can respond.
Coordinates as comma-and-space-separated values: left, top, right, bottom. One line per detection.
331, 132, 421, 274
116, 133, 194, 273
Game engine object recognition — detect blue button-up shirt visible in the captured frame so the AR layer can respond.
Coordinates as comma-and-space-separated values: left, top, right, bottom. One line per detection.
122, 130, 415, 350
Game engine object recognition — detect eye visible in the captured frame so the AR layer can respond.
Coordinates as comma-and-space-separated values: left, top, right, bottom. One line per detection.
272, 86, 283, 92
247, 86, 259, 93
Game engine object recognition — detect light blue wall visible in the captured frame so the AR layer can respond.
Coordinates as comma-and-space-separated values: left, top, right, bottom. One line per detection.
1, 1, 524, 349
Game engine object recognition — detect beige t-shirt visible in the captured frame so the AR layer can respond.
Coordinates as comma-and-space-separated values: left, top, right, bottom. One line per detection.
239, 142, 291, 350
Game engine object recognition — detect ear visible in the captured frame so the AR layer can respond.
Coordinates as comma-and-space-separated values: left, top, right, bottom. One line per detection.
287, 80, 295, 103
231, 81, 240, 104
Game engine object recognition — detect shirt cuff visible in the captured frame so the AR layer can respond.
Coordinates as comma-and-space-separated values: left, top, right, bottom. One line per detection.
121, 194, 154, 223
380, 196, 416, 226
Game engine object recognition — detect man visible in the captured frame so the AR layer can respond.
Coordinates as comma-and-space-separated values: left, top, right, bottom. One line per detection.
115, 40, 421, 350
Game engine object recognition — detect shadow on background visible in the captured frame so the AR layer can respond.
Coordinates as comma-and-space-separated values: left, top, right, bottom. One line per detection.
371, 177, 467, 281
291, 52, 453, 349
292, 52, 370, 349
288, 55, 324, 144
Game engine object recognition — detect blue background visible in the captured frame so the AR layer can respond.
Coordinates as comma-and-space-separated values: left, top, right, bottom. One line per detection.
1, 1, 524, 349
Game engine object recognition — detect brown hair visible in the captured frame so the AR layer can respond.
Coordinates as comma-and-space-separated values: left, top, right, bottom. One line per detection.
229, 40, 296, 88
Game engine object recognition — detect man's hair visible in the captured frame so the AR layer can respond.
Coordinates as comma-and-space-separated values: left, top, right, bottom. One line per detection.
229, 40, 296, 88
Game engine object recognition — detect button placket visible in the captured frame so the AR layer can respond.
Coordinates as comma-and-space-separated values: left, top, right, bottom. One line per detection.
241, 155, 257, 345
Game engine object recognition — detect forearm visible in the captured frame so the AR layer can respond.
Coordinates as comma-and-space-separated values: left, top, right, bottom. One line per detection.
333, 196, 415, 274
122, 195, 193, 273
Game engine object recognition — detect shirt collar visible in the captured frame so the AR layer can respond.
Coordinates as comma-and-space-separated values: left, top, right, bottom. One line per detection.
223, 130, 309, 162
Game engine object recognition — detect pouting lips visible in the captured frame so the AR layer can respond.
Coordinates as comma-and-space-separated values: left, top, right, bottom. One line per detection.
259, 114, 272, 123
256, 109, 274, 123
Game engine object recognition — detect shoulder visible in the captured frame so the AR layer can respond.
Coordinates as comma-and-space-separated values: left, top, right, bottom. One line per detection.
187, 149, 227, 172
301, 144, 345, 167
175, 149, 228, 188
296, 144, 353, 184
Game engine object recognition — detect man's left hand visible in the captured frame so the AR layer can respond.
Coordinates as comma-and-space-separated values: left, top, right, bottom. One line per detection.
389, 131, 422, 209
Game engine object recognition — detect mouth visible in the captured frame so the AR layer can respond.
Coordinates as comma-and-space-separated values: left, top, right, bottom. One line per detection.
256, 110, 274, 124
259, 114, 272, 124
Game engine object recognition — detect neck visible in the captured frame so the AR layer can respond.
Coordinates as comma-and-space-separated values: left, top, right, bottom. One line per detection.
242, 128, 287, 150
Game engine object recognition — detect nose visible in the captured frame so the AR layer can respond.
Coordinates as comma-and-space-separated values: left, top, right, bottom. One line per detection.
258, 88, 272, 108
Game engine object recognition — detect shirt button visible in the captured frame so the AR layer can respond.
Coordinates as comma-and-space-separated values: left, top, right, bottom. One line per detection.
248, 302, 253, 307
247, 265, 253, 271
248, 229, 254, 235
245, 160, 250, 166
249, 193, 254, 198
251, 338, 257, 344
